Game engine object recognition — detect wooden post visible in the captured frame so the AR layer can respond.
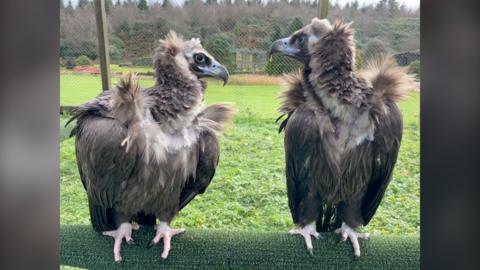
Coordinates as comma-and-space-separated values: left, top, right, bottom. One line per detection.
317, 0, 329, 19
94, 0, 111, 91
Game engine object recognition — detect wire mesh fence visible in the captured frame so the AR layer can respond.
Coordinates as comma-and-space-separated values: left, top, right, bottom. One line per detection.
60, 0, 419, 106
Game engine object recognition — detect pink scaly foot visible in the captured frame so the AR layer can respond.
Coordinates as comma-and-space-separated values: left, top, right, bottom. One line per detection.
335, 222, 370, 257
102, 222, 140, 262
289, 223, 322, 256
147, 222, 186, 259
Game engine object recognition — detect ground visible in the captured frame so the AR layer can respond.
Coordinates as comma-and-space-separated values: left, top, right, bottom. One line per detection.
60, 73, 420, 235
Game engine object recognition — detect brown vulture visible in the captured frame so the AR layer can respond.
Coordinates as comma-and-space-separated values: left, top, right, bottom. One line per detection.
67, 31, 234, 262
269, 18, 413, 257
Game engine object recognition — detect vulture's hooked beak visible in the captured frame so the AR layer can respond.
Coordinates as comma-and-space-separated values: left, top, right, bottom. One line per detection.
197, 60, 229, 86
268, 37, 300, 59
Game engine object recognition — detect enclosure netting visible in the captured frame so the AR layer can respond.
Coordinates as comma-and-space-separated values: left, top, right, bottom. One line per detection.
60, 0, 419, 106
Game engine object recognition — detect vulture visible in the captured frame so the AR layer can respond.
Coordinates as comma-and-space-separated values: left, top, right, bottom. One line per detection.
269, 18, 413, 257
67, 31, 234, 262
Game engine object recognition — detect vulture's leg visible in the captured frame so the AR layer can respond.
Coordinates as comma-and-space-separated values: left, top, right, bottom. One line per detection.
147, 221, 185, 259
289, 223, 322, 255
102, 222, 140, 262
336, 199, 369, 257
334, 222, 369, 257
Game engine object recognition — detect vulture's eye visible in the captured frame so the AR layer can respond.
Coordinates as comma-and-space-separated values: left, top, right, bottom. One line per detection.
297, 36, 305, 44
194, 53, 206, 64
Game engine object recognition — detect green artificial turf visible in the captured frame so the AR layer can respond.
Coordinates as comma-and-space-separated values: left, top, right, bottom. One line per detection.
61, 225, 419, 269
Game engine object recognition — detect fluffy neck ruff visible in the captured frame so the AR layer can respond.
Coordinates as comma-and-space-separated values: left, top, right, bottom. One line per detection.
149, 33, 206, 125
307, 21, 372, 119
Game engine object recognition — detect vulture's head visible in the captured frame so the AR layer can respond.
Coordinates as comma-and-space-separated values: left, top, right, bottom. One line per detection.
154, 31, 229, 85
269, 18, 355, 70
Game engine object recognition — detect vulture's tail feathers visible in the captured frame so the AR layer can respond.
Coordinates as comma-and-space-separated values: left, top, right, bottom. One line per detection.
111, 73, 149, 154
66, 91, 113, 137
361, 55, 415, 103
65, 104, 95, 137
198, 103, 236, 134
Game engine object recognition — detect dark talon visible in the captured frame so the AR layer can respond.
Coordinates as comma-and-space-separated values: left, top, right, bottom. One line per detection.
147, 240, 156, 248
127, 239, 136, 245
307, 248, 313, 256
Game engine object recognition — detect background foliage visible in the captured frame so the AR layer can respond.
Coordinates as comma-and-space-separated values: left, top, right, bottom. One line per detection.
60, 0, 419, 74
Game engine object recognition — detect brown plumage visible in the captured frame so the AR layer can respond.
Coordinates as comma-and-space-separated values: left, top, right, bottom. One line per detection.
278, 71, 307, 115
68, 31, 234, 262
361, 54, 411, 104
270, 18, 413, 256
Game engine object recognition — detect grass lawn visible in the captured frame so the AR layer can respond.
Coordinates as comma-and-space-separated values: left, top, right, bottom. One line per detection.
61, 74, 156, 106
60, 74, 419, 235
101, 64, 154, 74
61, 74, 280, 117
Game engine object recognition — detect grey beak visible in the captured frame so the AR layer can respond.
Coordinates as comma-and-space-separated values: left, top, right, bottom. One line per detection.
214, 63, 229, 86
199, 60, 229, 86
268, 37, 300, 58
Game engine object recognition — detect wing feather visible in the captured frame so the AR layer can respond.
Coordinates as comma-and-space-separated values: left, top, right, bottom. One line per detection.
179, 130, 219, 210
361, 102, 403, 225
75, 116, 137, 231
284, 105, 333, 226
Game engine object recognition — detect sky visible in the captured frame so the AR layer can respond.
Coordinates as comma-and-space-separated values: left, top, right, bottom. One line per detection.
64, 0, 419, 9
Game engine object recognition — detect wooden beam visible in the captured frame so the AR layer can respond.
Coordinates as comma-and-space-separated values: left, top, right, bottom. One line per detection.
318, 0, 329, 19
94, 0, 111, 91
